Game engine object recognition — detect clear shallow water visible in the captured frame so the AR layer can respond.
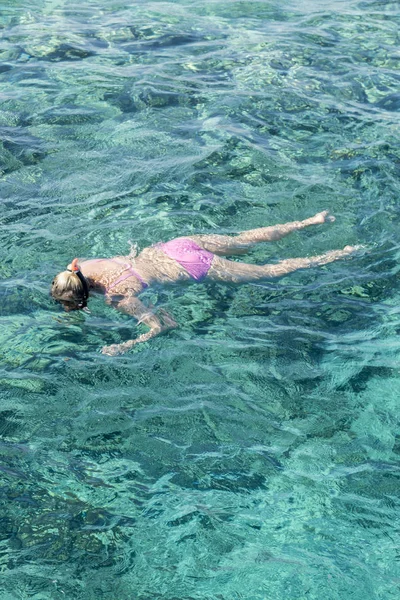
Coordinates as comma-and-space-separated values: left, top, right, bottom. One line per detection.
1, 0, 400, 598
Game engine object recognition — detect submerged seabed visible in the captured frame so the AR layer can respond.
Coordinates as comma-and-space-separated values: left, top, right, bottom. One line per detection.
1, 0, 400, 598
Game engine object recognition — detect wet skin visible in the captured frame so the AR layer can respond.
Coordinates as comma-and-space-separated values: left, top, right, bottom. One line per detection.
60, 211, 361, 355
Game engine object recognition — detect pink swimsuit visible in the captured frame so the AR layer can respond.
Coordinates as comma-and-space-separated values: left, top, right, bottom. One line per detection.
85, 258, 148, 292
156, 238, 214, 281
84, 238, 213, 291
107, 259, 148, 292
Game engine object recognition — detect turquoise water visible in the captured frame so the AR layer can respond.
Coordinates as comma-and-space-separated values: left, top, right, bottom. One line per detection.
1, 0, 400, 598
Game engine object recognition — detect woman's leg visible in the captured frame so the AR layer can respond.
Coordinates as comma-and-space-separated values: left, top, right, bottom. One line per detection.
207, 245, 360, 283
190, 211, 335, 256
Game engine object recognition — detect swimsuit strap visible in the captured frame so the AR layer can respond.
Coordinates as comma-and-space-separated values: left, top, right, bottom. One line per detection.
83, 257, 148, 292
107, 259, 148, 292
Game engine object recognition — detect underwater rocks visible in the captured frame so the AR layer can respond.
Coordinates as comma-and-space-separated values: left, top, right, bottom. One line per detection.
23, 105, 103, 126
0, 125, 48, 174
375, 93, 400, 112
22, 41, 97, 62
104, 86, 200, 114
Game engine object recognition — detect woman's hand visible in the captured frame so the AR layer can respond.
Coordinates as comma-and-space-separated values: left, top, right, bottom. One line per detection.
101, 299, 178, 356
102, 340, 135, 356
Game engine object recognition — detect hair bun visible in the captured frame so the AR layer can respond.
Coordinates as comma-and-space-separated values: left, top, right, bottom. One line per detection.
71, 258, 80, 272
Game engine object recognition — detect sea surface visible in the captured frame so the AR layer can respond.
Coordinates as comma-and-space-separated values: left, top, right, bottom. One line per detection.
1, 0, 400, 598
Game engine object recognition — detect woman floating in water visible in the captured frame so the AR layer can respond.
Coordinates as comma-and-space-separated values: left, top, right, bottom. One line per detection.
51, 211, 360, 355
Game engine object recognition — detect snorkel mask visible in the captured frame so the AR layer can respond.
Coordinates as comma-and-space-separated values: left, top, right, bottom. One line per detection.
51, 258, 90, 310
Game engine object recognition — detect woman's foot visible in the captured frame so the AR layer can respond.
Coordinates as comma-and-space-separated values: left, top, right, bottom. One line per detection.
306, 210, 336, 226
313, 244, 363, 266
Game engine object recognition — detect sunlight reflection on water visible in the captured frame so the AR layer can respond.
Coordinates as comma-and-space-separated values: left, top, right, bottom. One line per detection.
1, 1, 400, 598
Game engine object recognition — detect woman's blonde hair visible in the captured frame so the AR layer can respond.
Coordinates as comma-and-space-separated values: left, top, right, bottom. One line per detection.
51, 269, 88, 308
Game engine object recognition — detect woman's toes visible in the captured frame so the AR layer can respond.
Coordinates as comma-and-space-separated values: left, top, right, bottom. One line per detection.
343, 244, 364, 253
319, 210, 336, 223
311, 210, 335, 224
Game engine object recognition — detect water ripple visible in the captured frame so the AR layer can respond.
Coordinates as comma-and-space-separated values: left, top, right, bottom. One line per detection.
1, 1, 400, 598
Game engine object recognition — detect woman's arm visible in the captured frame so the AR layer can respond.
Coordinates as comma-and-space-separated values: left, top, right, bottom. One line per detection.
102, 296, 177, 356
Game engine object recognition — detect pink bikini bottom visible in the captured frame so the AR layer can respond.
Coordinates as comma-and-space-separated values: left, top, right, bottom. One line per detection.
156, 238, 214, 281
